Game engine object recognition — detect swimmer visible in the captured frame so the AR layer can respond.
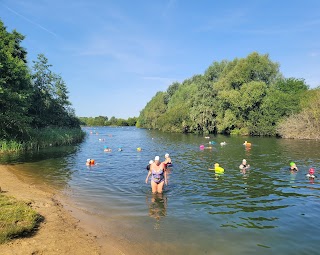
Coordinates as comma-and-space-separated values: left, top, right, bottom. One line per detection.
220, 141, 227, 146
137, 147, 142, 152
164, 153, 172, 165
306, 168, 317, 179
145, 156, 167, 194
146, 160, 154, 171
104, 147, 112, 152
205, 136, 210, 139
289, 162, 298, 171
86, 159, 95, 165
239, 159, 250, 170
243, 141, 251, 146
209, 163, 224, 174
118, 147, 123, 151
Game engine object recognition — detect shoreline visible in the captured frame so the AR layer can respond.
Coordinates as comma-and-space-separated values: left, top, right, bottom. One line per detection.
0, 164, 128, 255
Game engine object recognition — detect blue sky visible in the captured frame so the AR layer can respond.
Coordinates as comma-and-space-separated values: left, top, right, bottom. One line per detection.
1, 0, 320, 118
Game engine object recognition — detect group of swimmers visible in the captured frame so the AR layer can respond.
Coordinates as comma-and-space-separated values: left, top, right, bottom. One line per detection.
208, 159, 250, 175
145, 154, 172, 194
289, 162, 317, 179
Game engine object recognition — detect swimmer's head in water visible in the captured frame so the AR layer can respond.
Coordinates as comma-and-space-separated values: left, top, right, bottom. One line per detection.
290, 162, 295, 167
155, 156, 160, 161
309, 168, 315, 175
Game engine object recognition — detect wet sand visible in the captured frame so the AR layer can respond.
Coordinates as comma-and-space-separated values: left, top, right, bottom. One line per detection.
0, 164, 131, 255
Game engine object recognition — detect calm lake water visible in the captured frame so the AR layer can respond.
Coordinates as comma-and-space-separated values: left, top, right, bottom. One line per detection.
1, 127, 320, 254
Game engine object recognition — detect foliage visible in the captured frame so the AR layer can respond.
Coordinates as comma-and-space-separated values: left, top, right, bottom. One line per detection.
277, 88, 320, 139
137, 52, 311, 137
0, 19, 82, 148
0, 194, 40, 244
0, 128, 85, 153
79, 116, 138, 126
0, 20, 33, 140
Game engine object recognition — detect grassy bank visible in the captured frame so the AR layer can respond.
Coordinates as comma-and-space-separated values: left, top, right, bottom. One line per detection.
0, 127, 85, 153
0, 194, 40, 244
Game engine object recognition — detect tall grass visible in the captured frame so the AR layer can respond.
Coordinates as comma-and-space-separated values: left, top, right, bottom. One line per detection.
0, 127, 85, 153
0, 194, 41, 244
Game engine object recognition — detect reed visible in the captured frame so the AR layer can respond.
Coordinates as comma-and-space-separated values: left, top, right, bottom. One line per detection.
0, 194, 41, 244
0, 140, 23, 152
0, 127, 85, 153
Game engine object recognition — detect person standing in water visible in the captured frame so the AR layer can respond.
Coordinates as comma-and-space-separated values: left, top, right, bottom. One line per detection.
145, 156, 167, 193
239, 159, 250, 170
163, 153, 172, 170
146, 160, 154, 171
239, 159, 250, 174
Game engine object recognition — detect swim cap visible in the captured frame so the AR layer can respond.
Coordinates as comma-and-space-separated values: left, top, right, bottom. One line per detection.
87, 159, 90, 162
149, 160, 154, 164
309, 168, 315, 174
290, 162, 295, 167
165, 153, 169, 158
155, 156, 160, 161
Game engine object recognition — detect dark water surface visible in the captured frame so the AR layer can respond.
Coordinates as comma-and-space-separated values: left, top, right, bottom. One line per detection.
2, 127, 320, 254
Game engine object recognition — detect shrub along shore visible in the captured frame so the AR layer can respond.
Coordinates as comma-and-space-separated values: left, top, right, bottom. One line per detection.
0, 127, 85, 153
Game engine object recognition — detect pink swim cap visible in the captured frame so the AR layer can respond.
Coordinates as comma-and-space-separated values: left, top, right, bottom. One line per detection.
309, 168, 315, 175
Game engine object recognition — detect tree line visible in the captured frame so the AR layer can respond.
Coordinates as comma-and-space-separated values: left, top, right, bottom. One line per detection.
0, 19, 81, 146
137, 52, 320, 138
79, 116, 137, 126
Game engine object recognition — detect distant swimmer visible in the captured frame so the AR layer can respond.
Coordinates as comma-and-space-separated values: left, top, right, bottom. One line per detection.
200, 144, 212, 150
289, 162, 298, 171
220, 141, 227, 146
137, 147, 142, 152
104, 146, 112, 152
239, 159, 250, 170
243, 141, 252, 146
86, 159, 95, 166
209, 163, 224, 174
306, 168, 317, 179
163, 153, 172, 168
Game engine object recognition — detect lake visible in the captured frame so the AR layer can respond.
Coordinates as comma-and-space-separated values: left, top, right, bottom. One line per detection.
1, 127, 320, 255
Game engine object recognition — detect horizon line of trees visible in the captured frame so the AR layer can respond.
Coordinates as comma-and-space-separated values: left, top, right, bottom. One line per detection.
79, 116, 137, 126
137, 52, 320, 138
0, 19, 81, 142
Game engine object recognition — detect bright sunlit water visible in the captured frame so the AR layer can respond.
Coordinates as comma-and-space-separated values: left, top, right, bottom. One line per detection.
1, 127, 320, 254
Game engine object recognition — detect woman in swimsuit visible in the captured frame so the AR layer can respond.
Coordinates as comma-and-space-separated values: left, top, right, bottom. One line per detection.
145, 156, 168, 193
239, 159, 250, 174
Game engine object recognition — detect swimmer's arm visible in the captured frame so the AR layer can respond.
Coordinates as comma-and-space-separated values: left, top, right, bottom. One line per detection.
145, 171, 151, 183
164, 168, 168, 185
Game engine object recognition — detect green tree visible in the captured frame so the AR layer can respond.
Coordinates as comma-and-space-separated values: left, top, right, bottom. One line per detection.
0, 20, 33, 139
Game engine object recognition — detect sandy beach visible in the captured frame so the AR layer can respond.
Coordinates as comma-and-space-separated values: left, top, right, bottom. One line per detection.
0, 164, 127, 255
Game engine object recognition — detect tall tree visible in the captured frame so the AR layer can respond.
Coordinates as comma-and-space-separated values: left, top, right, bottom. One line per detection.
0, 20, 32, 139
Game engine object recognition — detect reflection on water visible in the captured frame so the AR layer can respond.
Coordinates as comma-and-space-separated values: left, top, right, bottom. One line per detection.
146, 193, 167, 230
2, 127, 320, 254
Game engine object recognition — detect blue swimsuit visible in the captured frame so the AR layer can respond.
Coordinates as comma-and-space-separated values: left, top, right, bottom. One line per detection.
151, 168, 164, 184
